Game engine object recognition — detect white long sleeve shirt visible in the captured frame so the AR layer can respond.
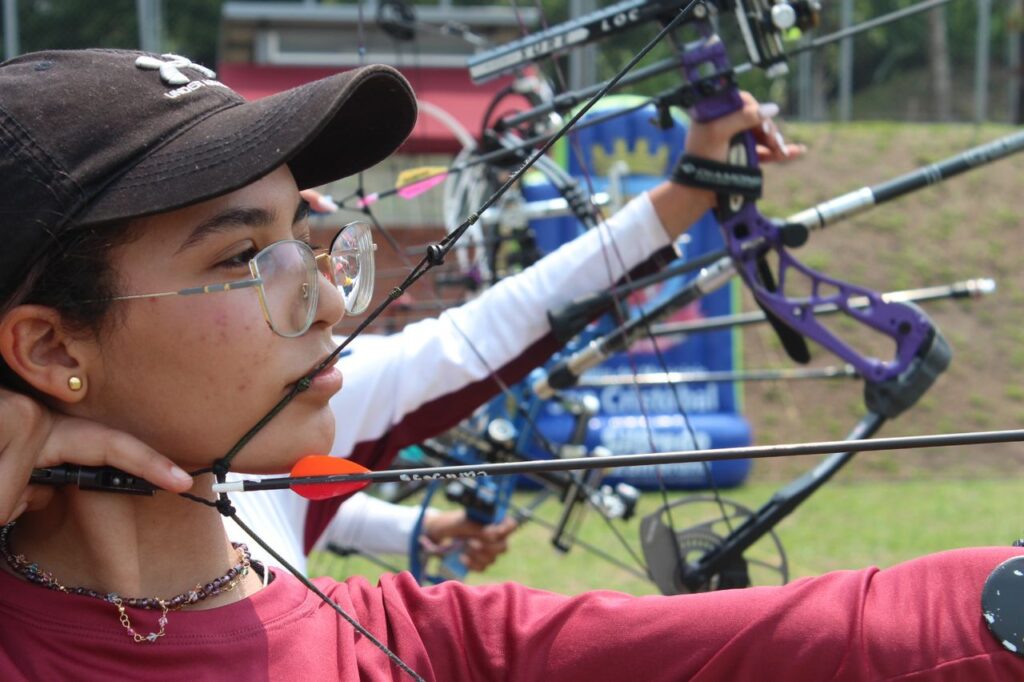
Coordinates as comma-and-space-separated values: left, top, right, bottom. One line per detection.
228, 192, 678, 571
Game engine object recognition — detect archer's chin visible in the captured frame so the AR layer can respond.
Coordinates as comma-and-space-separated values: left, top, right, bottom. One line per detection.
229, 412, 336, 475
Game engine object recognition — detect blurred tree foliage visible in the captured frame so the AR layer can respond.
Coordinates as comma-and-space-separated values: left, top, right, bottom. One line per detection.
2, 0, 222, 66
2, 1, 1016, 120
515, 0, 1013, 117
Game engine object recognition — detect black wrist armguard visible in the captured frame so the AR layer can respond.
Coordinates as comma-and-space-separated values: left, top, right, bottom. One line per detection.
670, 154, 763, 199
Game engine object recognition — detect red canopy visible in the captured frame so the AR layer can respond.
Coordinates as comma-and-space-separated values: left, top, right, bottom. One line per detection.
217, 63, 531, 154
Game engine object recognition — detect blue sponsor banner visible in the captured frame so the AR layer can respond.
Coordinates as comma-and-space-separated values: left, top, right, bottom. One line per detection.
519, 96, 752, 488
524, 403, 752, 489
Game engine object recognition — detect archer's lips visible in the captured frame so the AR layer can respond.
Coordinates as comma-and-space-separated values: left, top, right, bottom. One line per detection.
304, 364, 343, 397
290, 351, 344, 397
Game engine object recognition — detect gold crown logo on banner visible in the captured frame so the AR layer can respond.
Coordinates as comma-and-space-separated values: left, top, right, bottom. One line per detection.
589, 138, 669, 177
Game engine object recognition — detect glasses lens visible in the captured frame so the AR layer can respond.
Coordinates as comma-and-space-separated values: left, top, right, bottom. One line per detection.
252, 241, 318, 337
329, 221, 375, 315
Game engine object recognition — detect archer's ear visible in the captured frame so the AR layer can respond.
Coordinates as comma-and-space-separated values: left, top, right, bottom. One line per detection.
0, 305, 91, 403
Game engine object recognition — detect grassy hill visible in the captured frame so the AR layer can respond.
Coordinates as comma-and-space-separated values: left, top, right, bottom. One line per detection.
311, 124, 1024, 592
741, 122, 1024, 483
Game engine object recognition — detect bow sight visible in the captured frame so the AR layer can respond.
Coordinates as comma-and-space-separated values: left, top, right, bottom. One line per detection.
468, 0, 820, 85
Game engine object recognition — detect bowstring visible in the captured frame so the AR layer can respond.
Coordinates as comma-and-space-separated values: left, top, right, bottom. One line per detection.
174, 490, 423, 680
175, 3, 703, 678
510, 0, 735, 556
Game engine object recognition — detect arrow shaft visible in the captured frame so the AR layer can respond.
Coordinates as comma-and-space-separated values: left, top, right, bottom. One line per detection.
574, 365, 859, 386
213, 428, 1024, 494
650, 278, 994, 337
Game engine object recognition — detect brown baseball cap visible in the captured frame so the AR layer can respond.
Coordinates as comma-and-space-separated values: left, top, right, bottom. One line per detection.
0, 48, 417, 296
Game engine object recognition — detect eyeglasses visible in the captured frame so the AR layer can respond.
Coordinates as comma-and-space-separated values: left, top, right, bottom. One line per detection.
104, 221, 376, 338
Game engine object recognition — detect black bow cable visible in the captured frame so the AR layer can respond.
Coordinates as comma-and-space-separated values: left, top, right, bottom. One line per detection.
490, 0, 735, 547
483, 112, 699, 568
498, 1, 748, 573
201, 7, 711, 669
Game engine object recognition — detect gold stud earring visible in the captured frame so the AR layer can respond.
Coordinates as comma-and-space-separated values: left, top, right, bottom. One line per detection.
68, 376, 83, 392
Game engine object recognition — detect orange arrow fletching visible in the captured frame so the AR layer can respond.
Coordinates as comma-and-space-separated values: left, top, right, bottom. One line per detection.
289, 455, 371, 500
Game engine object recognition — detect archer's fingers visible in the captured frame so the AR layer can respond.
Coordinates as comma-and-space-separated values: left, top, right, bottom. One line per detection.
37, 416, 193, 493
756, 142, 806, 164
753, 113, 789, 158
479, 517, 519, 541
684, 94, 780, 161
299, 189, 340, 214
0, 393, 49, 520
462, 536, 510, 572
23, 486, 54, 514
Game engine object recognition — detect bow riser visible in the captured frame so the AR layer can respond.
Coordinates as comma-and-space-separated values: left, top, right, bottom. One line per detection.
675, 6, 943, 386
728, 207, 934, 382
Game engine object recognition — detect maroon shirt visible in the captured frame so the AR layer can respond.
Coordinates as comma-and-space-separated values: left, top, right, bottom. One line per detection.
1, 547, 1022, 680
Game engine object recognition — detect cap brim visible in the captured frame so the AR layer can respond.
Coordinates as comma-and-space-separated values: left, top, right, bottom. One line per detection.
78, 64, 416, 225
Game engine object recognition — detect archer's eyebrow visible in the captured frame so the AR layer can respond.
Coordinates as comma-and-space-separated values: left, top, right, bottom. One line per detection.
177, 197, 312, 253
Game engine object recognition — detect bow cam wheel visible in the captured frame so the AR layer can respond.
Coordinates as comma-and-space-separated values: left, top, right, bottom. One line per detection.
640, 495, 789, 595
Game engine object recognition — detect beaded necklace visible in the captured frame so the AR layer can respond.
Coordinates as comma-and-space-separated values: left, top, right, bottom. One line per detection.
0, 522, 264, 643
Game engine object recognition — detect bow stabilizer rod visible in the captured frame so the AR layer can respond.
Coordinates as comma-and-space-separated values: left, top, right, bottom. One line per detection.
788, 131, 1024, 231
468, 0, 708, 83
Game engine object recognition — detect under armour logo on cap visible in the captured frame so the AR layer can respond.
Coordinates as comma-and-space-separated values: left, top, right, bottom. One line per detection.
135, 53, 216, 86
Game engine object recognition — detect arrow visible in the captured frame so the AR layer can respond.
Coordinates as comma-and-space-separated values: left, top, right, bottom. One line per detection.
356, 166, 450, 208
213, 427, 1024, 498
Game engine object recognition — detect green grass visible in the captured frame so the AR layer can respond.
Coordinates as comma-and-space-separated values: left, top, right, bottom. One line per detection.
308, 478, 1024, 596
